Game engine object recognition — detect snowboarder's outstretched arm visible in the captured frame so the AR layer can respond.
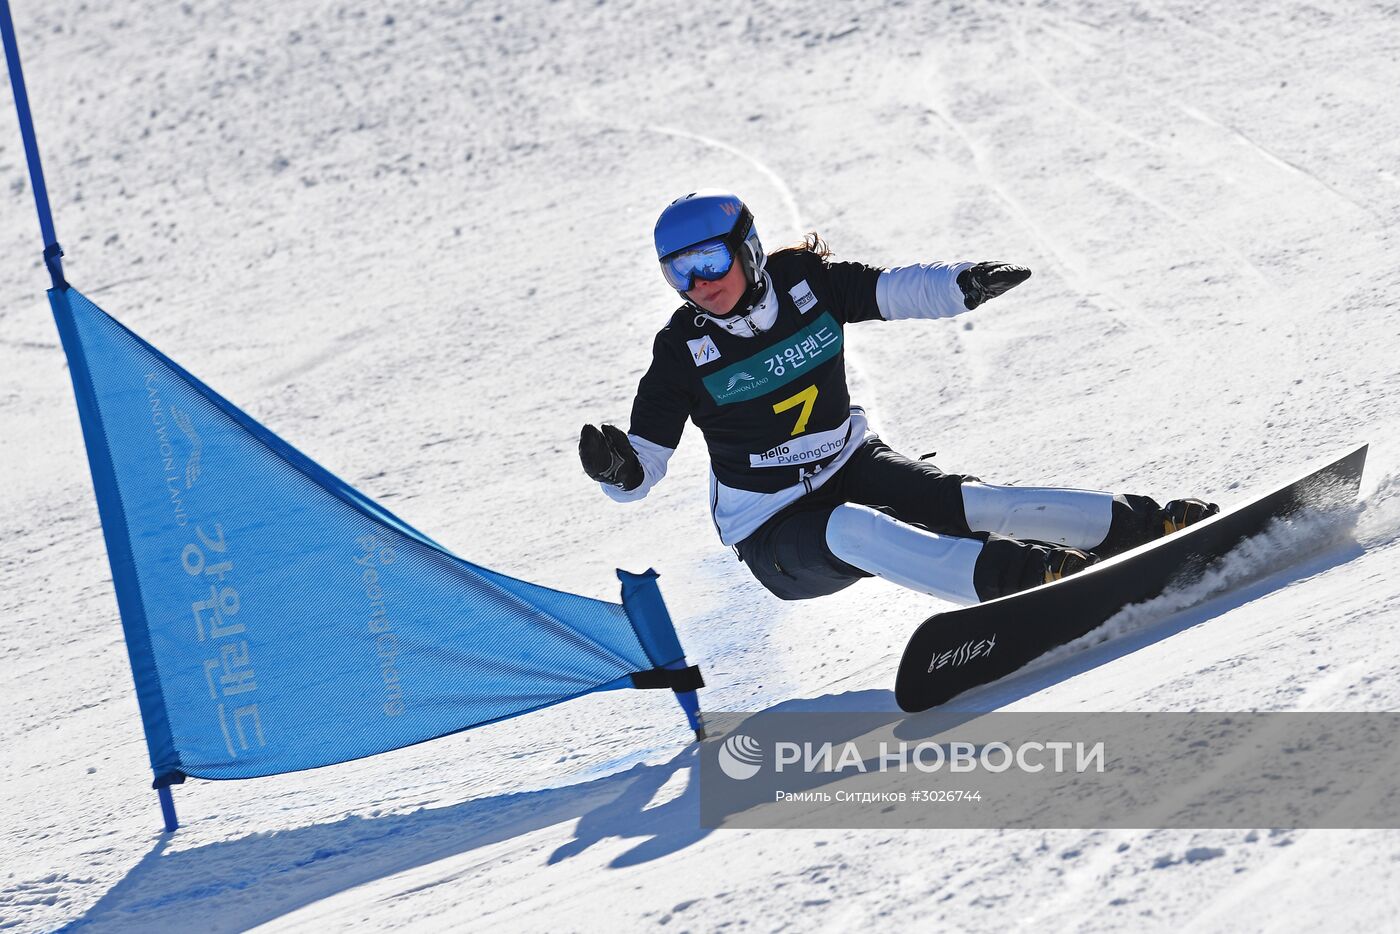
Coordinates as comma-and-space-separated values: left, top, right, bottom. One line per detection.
865, 261, 1031, 321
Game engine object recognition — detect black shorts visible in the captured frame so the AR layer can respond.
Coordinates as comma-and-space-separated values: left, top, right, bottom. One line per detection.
733, 439, 977, 600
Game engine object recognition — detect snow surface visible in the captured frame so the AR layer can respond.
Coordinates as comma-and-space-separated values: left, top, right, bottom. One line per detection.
3, 0, 1400, 930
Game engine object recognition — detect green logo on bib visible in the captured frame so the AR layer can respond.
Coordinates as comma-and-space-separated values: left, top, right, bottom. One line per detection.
701, 312, 842, 406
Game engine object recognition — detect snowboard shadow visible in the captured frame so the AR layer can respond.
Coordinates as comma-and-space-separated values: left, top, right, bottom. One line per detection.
61, 744, 708, 932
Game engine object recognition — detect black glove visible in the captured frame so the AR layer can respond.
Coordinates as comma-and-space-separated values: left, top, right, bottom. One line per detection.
579, 423, 644, 491
956, 262, 1032, 310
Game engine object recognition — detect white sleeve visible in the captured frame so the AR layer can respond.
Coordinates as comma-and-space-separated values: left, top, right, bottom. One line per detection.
600, 433, 675, 503
875, 261, 974, 321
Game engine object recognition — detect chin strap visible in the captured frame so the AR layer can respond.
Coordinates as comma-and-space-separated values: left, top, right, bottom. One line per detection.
734, 276, 767, 317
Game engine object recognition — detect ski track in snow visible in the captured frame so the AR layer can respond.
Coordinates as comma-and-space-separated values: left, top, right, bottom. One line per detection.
1007, 7, 1388, 476
645, 125, 804, 235
918, 66, 1163, 340
3, 0, 1400, 931
1172, 103, 1383, 225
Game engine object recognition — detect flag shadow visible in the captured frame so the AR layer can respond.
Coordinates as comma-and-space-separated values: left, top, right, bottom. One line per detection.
61, 745, 707, 932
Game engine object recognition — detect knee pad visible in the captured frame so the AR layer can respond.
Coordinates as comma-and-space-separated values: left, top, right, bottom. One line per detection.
825, 504, 982, 604
960, 482, 1114, 550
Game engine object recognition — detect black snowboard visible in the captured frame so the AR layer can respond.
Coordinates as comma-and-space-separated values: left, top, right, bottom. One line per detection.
894, 444, 1368, 712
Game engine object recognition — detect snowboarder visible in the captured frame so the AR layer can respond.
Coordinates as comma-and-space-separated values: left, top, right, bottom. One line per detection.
580, 191, 1216, 604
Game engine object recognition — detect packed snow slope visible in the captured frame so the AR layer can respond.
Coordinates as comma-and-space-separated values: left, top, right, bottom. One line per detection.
3, 0, 1400, 930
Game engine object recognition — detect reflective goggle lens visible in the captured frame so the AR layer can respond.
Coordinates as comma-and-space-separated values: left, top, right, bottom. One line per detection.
661, 239, 735, 292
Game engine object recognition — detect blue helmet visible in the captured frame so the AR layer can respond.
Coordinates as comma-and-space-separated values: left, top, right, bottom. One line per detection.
654, 190, 766, 308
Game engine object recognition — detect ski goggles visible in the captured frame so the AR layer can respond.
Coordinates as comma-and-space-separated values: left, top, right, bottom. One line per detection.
660, 238, 737, 292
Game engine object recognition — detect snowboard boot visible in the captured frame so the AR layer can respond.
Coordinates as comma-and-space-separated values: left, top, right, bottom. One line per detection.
1044, 545, 1096, 583
972, 534, 1098, 601
1162, 498, 1220, 534
1094, 494, 1221, 559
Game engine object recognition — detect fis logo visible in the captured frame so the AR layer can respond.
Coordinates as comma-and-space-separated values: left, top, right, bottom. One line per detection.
687, 335, 722, 366
717, 734, 763, 780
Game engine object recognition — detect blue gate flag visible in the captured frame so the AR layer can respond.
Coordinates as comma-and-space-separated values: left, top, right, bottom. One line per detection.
49, 286, 700, 786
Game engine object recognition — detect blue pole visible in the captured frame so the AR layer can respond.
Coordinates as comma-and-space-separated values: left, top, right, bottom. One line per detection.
157, 786, 179, 833
665, 658, 706, 742
1, 0, 67, 290
618, 570, 706, 742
